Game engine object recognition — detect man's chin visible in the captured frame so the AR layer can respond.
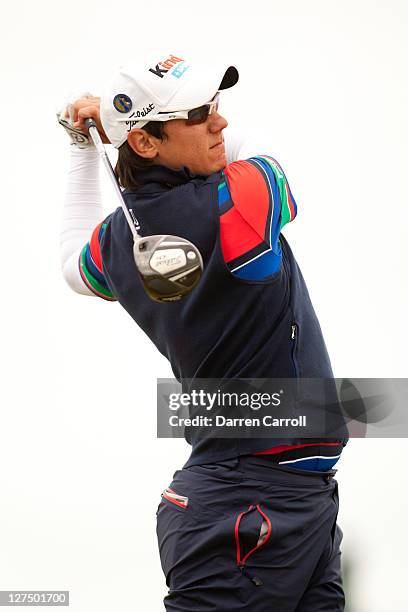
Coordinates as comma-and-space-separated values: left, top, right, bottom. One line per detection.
192, 155, 227, 175
211, 154, 227, 173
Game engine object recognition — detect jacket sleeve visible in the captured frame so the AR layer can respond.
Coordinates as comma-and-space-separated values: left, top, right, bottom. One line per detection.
218, 155, 297, 281
78, 218, 116, 301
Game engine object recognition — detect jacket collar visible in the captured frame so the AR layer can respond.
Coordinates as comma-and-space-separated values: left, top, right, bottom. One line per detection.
131, 165, 208, 190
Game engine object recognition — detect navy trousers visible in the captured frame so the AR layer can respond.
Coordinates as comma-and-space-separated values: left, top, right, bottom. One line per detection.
156, 455, 344, 611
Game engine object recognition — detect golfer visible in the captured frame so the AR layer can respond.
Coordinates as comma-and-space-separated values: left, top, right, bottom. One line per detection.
59, 52, 348, 611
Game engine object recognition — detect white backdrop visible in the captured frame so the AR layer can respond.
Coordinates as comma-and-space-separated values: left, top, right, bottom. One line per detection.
0, 1, 407, 610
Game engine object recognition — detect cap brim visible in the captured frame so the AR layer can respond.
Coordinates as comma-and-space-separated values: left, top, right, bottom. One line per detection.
219, 66, 239, 90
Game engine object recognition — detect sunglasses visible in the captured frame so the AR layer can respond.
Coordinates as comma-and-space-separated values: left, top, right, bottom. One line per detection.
167, 92, 220, 125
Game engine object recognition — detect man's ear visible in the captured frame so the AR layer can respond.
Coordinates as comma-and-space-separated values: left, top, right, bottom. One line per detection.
127, 129, 159, 159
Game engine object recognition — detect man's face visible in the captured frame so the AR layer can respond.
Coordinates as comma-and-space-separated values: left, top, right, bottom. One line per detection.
152, 110, 229, 175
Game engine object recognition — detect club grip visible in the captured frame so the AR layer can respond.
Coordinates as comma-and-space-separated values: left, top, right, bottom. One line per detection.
84, 117, 104, 153
85, 117, 97, 130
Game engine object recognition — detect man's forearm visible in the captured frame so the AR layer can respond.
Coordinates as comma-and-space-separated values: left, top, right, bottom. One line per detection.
60, 147, 104, 295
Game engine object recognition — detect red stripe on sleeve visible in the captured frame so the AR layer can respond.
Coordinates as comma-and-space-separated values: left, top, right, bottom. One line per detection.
224, 160, 270, 240
89, 222, 103, 273
220, 207, 264, 263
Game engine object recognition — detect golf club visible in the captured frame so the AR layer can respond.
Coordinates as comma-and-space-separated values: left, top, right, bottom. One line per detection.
84, 118, 204, 303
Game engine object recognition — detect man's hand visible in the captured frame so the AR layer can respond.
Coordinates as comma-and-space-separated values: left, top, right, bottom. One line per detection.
57, 95, 111, 146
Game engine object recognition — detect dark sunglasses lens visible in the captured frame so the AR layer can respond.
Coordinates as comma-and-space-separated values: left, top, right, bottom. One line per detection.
186, 105, 209, 125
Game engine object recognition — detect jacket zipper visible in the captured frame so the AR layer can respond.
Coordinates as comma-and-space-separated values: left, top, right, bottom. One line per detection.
291, 323, 299, 377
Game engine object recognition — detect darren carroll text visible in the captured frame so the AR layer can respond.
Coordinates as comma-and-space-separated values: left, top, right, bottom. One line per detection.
169, 416, 307, 428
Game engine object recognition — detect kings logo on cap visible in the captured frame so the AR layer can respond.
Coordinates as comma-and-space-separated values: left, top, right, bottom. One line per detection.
113, 94, 133, 113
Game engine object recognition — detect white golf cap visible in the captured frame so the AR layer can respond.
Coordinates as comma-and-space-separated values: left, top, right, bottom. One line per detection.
100, 52, 239, 148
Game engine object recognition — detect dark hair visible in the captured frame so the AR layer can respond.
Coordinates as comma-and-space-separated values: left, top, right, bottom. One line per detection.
115, 122, 167, 190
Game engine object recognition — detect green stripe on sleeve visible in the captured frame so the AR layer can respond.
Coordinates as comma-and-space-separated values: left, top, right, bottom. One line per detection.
79, 247, 116, 300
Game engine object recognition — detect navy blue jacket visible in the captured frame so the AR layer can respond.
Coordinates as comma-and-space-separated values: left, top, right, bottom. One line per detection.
99, 165, 348, 466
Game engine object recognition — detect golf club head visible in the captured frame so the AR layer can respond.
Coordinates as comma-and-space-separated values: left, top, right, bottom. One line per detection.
133, 235, 203, 302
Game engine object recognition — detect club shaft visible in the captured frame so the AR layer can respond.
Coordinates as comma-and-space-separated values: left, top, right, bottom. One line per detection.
86, 122, 140, 240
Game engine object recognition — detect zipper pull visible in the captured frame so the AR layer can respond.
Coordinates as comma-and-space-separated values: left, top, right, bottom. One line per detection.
250, 575, 263, 586
239, 565, 263, 586
291, 324, 297, 340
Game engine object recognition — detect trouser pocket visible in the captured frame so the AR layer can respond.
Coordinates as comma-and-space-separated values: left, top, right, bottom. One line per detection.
156, 483, 227, 588
161, 487, 189, 509
234, 504, 272, 586
156, 486, 191, 586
